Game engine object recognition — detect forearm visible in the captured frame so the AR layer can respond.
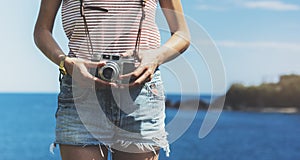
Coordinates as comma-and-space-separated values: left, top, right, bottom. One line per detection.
34, 0, 64, 66
34, 28, 66, 66
156, 30, 190, 65
157, 0, 190, 65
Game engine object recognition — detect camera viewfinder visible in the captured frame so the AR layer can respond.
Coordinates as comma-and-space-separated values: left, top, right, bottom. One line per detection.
112, 55, 120, 60
102, 55, 111, 59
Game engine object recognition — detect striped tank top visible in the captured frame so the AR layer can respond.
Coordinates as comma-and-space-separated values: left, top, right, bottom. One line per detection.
61, 0, 160, 60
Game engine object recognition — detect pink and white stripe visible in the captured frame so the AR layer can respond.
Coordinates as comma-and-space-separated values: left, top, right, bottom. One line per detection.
61, 0, 160, 60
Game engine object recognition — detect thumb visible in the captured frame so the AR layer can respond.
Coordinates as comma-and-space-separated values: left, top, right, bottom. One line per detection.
86, 61, 106, 68
121, 50, 134, 57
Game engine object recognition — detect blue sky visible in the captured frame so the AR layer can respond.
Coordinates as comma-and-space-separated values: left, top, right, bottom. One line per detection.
0, 0, 300, 94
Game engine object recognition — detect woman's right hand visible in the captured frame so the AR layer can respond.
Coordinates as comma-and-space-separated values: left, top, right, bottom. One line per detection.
64, 57, 118, 89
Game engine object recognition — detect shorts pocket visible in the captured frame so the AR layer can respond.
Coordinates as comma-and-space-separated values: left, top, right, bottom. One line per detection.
144, 72, 165, 101
146, 82, 165, 100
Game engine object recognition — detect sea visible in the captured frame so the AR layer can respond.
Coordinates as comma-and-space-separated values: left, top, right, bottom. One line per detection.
1, 93, 300, 160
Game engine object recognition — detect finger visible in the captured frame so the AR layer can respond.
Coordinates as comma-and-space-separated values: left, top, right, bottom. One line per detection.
130, 69, 153, 86
120, 65, 146, 79
94, 77, 118, 88
72, 62, 92, 78
72, 63, 96, 84
85, 61, 106, 68
72, 73, 94, 88
120, 50, 134, 57
71, 62, 115, 89
118, 83, 130, 89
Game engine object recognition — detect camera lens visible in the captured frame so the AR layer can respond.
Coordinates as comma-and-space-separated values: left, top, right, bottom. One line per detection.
98, 61, 120, 82
102, 67, 114, 80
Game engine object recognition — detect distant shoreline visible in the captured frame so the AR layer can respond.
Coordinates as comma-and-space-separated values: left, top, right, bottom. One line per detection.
225, 106, 300, 114
165, 97, 300, 114
1, 93, 299, 114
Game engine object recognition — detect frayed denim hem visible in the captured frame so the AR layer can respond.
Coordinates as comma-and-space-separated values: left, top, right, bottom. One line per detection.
114, 139, 170, 157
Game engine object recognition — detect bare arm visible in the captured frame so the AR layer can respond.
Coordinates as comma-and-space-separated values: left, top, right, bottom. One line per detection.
34, 0, 114, 88
157, 0, 191, 64
122, 0, 190, 85
34, 0, 65, 65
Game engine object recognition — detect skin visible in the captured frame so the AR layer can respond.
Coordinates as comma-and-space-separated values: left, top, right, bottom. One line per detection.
34, 0, 189, 159
59, 145, 109, 160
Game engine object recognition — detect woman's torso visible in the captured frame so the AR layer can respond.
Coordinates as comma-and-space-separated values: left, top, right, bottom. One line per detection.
62, 0, 160, 60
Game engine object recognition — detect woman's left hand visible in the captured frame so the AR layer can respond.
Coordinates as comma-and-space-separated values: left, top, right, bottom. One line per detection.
120, 49, 161, 86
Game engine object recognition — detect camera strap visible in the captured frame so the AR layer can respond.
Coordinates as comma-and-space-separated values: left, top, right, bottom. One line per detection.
79, 0, 146, 61
133, 0, 147, 61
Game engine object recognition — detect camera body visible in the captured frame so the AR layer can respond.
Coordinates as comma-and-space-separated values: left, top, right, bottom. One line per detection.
92, 54, 138, 84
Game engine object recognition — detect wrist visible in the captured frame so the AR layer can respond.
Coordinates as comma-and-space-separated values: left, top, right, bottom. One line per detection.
154, 48, 166, 65
156, 44, 182, 65
64, 56, 75, 75
58, 55, 67, 75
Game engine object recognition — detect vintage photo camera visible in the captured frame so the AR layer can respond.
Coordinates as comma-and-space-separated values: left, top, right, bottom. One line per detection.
91, 54, 138, 84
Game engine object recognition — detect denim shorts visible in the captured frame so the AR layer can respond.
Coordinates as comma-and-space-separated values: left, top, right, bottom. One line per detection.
53, 70, 170, 156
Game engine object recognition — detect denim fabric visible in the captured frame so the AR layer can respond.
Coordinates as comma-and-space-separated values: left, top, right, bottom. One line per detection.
54, 70, 170, 155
